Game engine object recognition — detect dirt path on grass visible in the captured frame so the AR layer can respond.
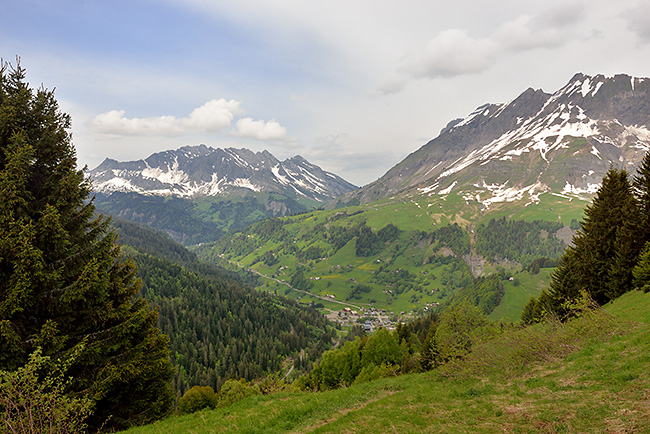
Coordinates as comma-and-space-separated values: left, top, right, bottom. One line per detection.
292, 391, 398, 434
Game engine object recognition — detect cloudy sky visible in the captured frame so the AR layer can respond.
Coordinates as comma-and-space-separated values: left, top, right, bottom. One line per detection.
3, 0, 650, 186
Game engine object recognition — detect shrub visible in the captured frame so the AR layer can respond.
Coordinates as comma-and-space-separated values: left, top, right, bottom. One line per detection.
352, 363, 394, 385
0, 347, 91, 434
434, 302, 493, 362
177, 386, 218, 415
218, 379, 259, 408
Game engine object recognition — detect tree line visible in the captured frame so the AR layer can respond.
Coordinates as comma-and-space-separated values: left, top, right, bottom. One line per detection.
522, 156, 650, 323
298, 301, 498, 390
131, 251, 336, 395
474, 218, 565, 267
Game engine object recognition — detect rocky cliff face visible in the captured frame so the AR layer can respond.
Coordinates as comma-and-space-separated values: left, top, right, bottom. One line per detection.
341, 73, 650, 208
88, 145, 357, 202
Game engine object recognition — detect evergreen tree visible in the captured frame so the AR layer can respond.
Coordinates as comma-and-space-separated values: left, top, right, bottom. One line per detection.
417, 322, 439, 371
633, 150, 650, 244
631, 151, 650, 293
632, 242, 650, 293
520, 289, 554, 324
547, 167, 642, 312
0, 61, 174, 431
520, 297, 536, 325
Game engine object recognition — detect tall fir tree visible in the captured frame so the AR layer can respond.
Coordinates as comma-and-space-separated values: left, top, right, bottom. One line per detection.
631, 151, 650, 292
633, 150, 650, 243
0, 61, 174, 431
547, 167, 642, 313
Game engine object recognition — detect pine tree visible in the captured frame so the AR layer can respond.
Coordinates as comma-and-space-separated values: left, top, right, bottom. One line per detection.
417, 322, 439, 371
633, 150, 650, 244
631, 151, 650, 293
547, 167, 642, 312
520, 297, 536, 325
0, 61, 174, 431
632, 242, 650, 292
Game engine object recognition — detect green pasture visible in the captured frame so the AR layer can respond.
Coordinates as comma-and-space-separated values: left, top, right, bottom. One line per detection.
119, 290, 650, 434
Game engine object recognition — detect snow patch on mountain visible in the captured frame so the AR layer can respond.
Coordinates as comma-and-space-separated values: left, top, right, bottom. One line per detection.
141, 159, 189, 185
417, 182, 439, 194
474, 181, 547, 209
452, 104, 495, 130
232, 178, 261, 191
439, 181, 457, 195
626, 125, 650, 147
561, 181, 601, 199
89, 146, 357, 202
439, 101, 605, 177
102, 177, 141, 193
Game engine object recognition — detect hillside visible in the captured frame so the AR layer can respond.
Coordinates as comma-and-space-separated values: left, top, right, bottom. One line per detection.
95, 191, 311, 245
196, 194, 580, 323
89, 145, 358, 245
338, 73, 650, 208
110, 218, 337, 395
118, 290, 650, 433
193, 73, 650, 323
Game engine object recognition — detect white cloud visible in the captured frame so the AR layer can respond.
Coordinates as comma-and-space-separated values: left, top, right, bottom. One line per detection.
377, 74, 408, 95
400, 29, 497, 79
91, 99, 244, 136
495, 4, 585, 51
231, 117, 288, 141
382, 5, 586, 93
624, 3, 650, 43
494, 15, 566, 51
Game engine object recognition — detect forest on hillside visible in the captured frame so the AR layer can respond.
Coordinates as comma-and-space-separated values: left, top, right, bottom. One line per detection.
112, 219, 337, 395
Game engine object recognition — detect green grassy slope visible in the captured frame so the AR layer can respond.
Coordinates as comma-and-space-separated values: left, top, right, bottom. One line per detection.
196, 190, 582, 321
119, 290, 650, 434
488, 268, 554, 321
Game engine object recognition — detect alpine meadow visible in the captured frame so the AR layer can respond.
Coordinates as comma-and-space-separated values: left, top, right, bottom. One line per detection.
4, 57, 650, 434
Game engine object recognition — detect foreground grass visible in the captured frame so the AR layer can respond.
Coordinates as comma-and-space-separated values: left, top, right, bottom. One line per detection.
121, 291, 650, 434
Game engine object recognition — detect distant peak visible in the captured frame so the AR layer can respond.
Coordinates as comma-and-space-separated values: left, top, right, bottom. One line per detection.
569, 72, 589, 81
286, 155, 307, 162
87, 144, 357, 201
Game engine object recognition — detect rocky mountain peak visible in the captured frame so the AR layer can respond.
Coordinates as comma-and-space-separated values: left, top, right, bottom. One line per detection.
338, 72, 650, 209
88, 146, 357, 202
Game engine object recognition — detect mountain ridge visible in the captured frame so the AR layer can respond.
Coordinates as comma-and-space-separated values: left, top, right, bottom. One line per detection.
337, 72, 650, 209
89, 145, 357, 202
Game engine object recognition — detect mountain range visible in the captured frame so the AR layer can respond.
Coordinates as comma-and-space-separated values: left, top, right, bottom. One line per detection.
338, 73, 650, 208
90, 72, 650, 246
188, 72, 650, 324
89, 145, 357, 202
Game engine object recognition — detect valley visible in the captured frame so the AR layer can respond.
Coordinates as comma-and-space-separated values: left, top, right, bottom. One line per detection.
89, 72, 650, 331
195, 190, 583, 323
6, 0, 650, 428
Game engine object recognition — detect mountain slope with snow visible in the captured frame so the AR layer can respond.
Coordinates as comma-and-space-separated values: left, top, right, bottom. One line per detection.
89, 145, 357, 202
339, 73, 650, 209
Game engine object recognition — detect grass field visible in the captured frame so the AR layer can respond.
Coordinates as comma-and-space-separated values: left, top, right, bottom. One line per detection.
489, 268, 554, 322
201, 189, 584, 322
119, 290, 650, 434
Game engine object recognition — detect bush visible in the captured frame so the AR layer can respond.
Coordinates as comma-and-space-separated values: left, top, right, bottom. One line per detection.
0, 347, 91, 434
352, 363, 394, 385
218, 379, 259, 408
434, 302, 493, 362
177, 386, 218, 415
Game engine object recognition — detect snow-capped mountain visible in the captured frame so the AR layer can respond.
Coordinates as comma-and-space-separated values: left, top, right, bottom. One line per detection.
343, 73, 650, 208
89, 145, 357, 202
